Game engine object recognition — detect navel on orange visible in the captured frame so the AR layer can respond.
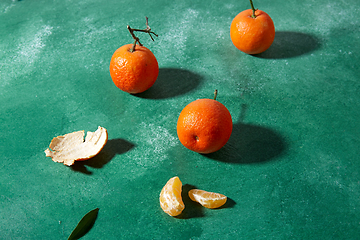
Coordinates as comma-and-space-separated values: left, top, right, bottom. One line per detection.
188, 189, 227, 209
230, 0, 275, 54
109, 43, 159, 94
177, 93, 232, 154
159, 176, 185, 217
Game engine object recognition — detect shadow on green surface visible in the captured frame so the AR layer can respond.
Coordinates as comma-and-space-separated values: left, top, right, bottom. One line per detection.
205, 104, 287, 164
177, 184, 204, 219
135, 68, 203, 99
219, 197, 236, 209
71, 138, 135, 174
256, 31, 321, 59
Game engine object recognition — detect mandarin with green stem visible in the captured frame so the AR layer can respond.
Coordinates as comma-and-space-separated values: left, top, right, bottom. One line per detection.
230, 0, 275, 54
177, 90, 232, 154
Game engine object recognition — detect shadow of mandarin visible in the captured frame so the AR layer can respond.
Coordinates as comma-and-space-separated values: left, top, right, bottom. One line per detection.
205, 104, 287, 164
134, 68, 203, 99
256, 31, 321, 59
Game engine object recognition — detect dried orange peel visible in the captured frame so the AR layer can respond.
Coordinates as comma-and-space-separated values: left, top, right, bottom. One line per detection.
44, 126, 108, 166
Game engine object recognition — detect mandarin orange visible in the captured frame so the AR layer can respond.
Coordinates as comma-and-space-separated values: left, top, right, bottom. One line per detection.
188, 189, 227, 209
230, 0, 275, 54
177, 92, 232, 154
159, 176, 185, 217
109, 43, 159, 94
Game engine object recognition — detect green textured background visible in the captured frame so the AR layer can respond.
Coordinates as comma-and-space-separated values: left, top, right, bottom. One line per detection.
1, 0, 359, 239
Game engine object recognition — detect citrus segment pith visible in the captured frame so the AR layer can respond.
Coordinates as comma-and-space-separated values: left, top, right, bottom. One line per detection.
159, 176, 185, 217
188, 189, 227, 209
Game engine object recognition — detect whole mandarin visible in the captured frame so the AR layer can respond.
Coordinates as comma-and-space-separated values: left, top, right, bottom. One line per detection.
230, 3, 275, 54
177, 98, 232, 154
109, 43, 159, 94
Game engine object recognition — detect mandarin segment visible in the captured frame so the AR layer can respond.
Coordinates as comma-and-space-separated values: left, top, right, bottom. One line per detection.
159, 176, 185, 217
188, 189, 227, 209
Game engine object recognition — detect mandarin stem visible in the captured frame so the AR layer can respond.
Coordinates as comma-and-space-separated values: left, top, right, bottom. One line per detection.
214, 89, 218, 100
131, 17, 158, 40
131, 39, 138, 52
249, 0, 257, 18
127, 25, 142, 52
127, 17, 158, 52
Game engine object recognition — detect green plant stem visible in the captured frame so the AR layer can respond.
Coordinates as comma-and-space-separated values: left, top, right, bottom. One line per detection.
214, 89, 218, 100
249, 0, 257, 18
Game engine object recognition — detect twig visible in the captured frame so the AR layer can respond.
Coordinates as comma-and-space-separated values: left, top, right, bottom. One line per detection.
127, 17, 158, 52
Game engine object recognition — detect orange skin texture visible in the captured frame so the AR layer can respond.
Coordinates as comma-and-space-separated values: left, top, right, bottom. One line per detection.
109, 44, 159, 94
230, 9, 275, 55
177, 99, 233, 154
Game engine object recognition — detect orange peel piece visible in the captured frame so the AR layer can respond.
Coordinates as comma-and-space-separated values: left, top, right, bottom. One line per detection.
44, 126, 108, 166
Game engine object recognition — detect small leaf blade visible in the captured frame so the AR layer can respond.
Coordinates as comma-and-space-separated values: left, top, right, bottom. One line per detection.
68, 208, 99, 240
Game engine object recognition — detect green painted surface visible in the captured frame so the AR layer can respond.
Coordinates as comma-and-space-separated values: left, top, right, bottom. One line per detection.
1, 0, 359, 239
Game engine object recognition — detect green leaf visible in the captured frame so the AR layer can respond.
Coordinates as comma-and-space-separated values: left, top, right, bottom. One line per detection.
68, 208, 99, 240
